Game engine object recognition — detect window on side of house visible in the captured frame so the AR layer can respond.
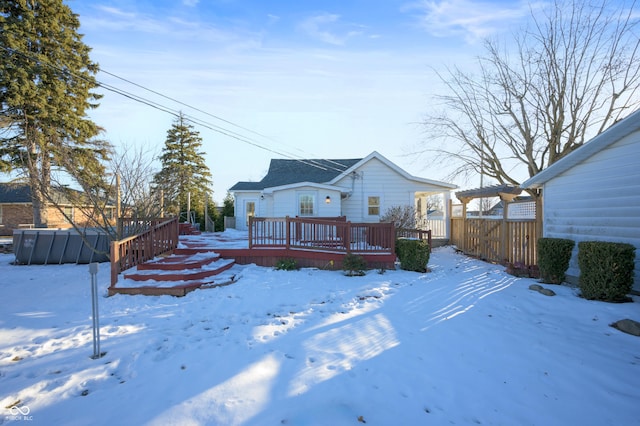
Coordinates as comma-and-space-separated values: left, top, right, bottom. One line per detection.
63, 206, 73, 223
368, 196, 380, 216
245, 201, 256, 226
298, 193, 316, 216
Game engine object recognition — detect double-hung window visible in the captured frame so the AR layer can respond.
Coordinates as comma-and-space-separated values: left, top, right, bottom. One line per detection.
367, 196, 380, 216
298, 193, 316, 216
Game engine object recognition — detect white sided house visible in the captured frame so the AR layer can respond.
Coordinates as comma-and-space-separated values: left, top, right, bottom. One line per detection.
229, 151, 457, 237
521, 109, 640, 291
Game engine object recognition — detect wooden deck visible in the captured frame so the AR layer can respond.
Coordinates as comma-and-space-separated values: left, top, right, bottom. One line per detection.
108, 217, 400, 296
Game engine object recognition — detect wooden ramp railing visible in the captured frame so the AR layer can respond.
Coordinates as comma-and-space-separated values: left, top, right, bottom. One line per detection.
249, 216, 396, 254
110, 217, 179, 288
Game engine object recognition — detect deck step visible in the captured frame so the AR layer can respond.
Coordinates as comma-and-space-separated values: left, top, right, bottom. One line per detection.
136, 252, 219, 271
108, 269, 238, 297
124, 257, 235, 282
179, 223, 201, 235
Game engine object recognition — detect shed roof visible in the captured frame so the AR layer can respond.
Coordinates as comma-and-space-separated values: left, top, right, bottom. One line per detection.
521, 108, 640, 189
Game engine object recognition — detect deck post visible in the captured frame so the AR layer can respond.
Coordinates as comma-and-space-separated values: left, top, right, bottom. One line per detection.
346, 221, 351, 254
110, 240, 118, 288
285, 216, 290, 250
248, 216, 253, 249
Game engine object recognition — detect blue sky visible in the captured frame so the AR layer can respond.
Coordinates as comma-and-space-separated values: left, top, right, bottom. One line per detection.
69, 0, 535, 202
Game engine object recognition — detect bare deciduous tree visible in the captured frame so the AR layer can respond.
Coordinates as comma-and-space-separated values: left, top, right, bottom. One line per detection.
111, 143, 162, 223
419, 0, 640, 195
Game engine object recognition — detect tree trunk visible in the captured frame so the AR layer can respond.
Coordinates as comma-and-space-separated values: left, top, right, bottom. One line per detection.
29, 143, 50, 228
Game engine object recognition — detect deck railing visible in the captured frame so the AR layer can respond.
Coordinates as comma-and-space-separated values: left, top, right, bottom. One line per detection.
110, 217, 179, 287
396, 228, 432, 249
249, 216, 395, 254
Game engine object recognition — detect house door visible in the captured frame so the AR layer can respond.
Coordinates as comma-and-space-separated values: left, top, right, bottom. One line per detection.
244, 200, 256, 228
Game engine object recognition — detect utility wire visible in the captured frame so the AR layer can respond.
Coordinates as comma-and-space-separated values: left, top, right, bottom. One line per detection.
1, 44, 353, 174
97, 69, 354, 173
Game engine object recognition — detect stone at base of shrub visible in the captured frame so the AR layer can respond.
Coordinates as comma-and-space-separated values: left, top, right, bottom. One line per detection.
611, 319, 640, 336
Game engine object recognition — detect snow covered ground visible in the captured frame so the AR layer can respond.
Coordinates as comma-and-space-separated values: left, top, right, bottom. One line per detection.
1, 241, 639, 425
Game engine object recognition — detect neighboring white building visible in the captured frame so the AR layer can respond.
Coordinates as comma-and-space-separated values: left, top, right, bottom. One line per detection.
229, 151, 457, 236
521, 109, 640, 291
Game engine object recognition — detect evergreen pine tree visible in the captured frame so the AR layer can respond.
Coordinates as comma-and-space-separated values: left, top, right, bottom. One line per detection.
153, 113, 213, 225
0, 0, 110, 227
214, 191, 235, 231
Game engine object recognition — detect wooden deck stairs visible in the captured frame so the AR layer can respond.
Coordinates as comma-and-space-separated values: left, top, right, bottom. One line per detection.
179, 222, 202, 235
109, 251, 238, 297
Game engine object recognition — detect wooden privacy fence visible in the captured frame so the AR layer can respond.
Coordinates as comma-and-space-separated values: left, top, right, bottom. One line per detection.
450, 200, 539, 266
451, 217, 538, 266
110, 217, 179, 287
249, 216, 396, 254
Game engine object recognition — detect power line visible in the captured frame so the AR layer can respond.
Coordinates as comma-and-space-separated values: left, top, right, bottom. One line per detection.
1, 44, 353, 174
96, 70, 354, 173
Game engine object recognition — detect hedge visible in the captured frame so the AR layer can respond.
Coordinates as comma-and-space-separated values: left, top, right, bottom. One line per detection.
396, 238, 430, 272
578, 241, 635, 302
537, 237, 575, 284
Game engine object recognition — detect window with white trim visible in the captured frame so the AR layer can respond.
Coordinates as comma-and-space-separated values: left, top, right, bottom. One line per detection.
368, 196, 380, 216
298, 193, 315, 216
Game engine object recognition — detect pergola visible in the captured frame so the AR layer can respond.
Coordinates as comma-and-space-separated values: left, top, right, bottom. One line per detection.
455, 183, 523, 205
449, 184, 542, 268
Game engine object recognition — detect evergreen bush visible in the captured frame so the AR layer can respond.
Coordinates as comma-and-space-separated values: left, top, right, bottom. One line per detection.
396, 238, 430, 272
342, 253, 367, 276
537, 238, 575, 284
578, 241, 635, 302
275, 258, 298, 271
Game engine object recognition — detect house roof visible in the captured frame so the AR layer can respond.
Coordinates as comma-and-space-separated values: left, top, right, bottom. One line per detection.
230, 151, 457, 192
229, 158, 361, 191
0, 182, 32, 203
0, 182, 97, 205
521, 108, 640, 189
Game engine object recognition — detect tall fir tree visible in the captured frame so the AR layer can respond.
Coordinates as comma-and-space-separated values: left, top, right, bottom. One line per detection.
153, 113, 213, 224
0, 0, 110, 227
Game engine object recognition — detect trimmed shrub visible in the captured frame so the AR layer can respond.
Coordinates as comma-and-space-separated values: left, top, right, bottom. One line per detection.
578, 241, 636, 302
396, 238, 430, 272
537, 238, 575, 284
342, 253, 367, 276
275, 258, 298, 271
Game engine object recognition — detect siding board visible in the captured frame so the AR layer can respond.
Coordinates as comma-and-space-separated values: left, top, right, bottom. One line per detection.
541, 129, 640, 290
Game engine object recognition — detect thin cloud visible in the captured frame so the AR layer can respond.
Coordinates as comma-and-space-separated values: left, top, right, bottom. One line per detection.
298, 13, 368, 46
404, 0, 531, 42
86, 5, 262, 50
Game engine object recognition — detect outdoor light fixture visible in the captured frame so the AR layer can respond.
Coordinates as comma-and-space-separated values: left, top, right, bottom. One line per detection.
325, 196, 331, 204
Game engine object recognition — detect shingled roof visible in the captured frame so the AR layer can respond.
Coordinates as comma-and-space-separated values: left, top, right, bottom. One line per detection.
0, 183, 92, 205
230, 158, 361, 191
0, 183, 32, 203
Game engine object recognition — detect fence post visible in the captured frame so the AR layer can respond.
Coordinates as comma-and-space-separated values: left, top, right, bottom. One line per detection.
501, 200, 508, 264
461, 201, 468, 252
